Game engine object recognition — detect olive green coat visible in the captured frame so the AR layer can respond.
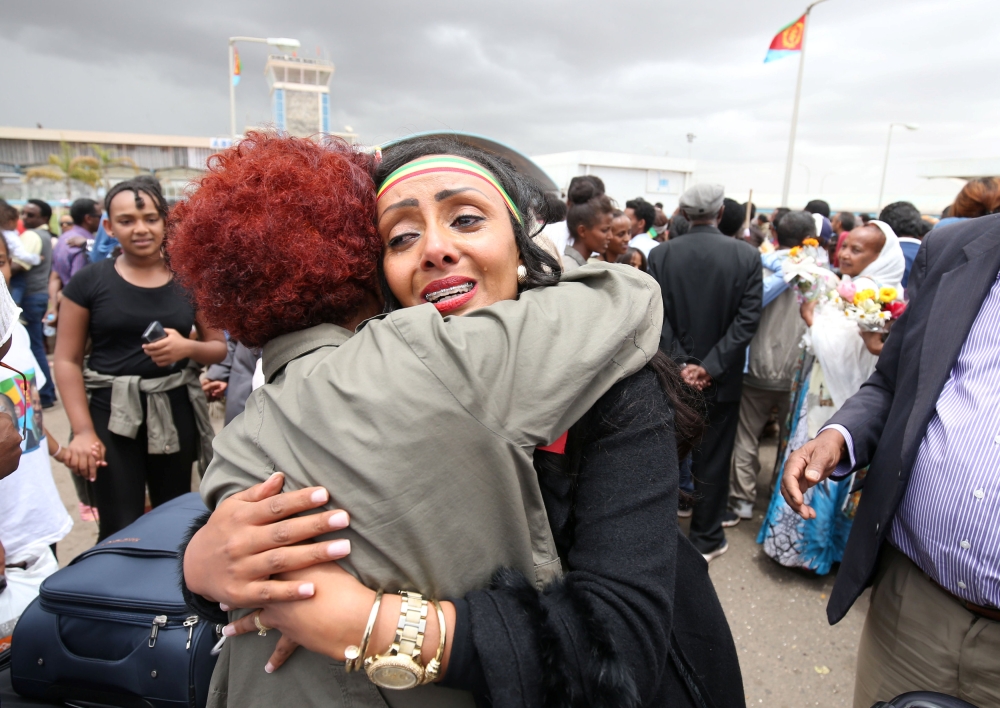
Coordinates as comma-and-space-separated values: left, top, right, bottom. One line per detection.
200, 264, 662, 708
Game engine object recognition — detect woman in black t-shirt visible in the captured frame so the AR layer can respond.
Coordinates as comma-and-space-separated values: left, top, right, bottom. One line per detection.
54, 179, 226, 539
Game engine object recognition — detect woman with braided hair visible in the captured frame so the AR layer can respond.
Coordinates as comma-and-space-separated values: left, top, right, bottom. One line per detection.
54, 178, 226, 540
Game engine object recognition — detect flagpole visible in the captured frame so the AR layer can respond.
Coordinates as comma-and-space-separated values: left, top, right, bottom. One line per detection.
228, 41, 237, 139
780, 0, 829, 208
227, 36, 302, 140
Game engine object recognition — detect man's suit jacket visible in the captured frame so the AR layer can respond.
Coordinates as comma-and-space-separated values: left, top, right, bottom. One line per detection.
826, 214, 1000, 623
647, 224, 763, 402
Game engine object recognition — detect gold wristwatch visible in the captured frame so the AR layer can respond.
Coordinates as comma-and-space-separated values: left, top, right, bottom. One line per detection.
365, 591, 427, 689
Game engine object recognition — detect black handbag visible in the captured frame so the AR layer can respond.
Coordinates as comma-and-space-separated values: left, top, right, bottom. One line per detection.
10, 493, 219, 708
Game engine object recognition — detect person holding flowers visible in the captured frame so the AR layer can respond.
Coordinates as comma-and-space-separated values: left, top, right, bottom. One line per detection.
758, 220, 904, 574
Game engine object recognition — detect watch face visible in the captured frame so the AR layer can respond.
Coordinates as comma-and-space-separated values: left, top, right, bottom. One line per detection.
371, 665, 419, 690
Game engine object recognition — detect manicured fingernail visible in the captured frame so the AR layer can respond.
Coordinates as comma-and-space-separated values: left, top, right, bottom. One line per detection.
329, 511, 349, 528
298, 582, 315, 597
222, 624, 237, 637
327, 539, 350, 558
264, 662, 275, 674
310, 488, 329, 504
219, 603, 231, 612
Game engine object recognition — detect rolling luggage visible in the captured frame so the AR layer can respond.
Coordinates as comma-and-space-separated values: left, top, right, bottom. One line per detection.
9, 493, 219, 708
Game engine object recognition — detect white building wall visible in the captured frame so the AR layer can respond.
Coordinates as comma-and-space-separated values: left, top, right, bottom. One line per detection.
532, 151, 695, 213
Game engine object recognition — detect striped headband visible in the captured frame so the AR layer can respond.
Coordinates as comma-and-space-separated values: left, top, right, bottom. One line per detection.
376, 155, 523, 225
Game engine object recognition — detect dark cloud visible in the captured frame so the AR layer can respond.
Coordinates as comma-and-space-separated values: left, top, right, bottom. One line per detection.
4, 0, 998, 208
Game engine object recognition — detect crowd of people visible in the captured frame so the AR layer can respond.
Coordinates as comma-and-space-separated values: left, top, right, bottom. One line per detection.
0, 138, 998, 708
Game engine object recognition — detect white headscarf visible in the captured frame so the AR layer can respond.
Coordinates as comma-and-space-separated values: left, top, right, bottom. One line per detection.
808, 219, 907, 409
858, 219, 906, 290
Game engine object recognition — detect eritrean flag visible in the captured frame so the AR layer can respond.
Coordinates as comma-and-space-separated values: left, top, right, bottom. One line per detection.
765, 14, 806, 63
232, 47, 242, 86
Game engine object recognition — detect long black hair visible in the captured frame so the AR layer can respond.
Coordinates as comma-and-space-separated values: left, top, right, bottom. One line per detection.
375, 136, 704, 458
373, 136, 561, 301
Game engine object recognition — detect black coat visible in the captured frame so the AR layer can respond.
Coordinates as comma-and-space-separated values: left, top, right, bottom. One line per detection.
204, 340, 260, 425
646, 225, 763, 402
825, 214, 1000, 623
447, 367, 745, 708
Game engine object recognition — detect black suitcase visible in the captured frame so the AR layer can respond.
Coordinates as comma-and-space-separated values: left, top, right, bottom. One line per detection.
10, 493, 219, 707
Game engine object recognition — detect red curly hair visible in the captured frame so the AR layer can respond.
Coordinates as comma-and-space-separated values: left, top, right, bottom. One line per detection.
168, 132, 380, 348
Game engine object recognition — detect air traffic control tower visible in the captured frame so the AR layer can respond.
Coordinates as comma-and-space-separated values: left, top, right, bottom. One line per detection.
264, 54, 335, 137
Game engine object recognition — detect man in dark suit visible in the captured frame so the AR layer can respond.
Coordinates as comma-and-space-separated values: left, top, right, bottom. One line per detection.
783, 215, 1000, 707
648, 184, 762, 561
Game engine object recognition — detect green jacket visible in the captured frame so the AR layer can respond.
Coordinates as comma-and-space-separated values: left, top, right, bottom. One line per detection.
201, 263, 662, 708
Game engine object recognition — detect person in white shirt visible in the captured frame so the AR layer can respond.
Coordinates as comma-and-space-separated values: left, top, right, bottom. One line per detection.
625, 197, 659, 258
0, 235, 72, 580
0, 200, 42, 271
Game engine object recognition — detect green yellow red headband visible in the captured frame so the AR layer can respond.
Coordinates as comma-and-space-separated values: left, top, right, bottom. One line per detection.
376, 155, 523, 225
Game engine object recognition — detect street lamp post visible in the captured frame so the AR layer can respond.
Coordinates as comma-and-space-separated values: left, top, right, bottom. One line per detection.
798, 163, 812, 195
820, 171, 835, 194
228, 36, 301, 139
877, 122, 919, 210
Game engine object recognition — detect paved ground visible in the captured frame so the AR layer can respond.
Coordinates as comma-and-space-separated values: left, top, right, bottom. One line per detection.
45, 401, 867, 707
697, 438, 869, 708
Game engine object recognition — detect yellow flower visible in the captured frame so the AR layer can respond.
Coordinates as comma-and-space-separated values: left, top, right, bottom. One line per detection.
853, 289, 876, 306
802, 238, 820, 247
878, 286, 897, 303
789, 246, 803, 257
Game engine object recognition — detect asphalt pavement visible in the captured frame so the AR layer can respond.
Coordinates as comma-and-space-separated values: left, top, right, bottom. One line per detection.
690, 438, 870, 708
44, 400, 868, 708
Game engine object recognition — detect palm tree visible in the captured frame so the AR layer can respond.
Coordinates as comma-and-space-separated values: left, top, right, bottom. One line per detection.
24, 141, 100, 200
89, 143, 139, 190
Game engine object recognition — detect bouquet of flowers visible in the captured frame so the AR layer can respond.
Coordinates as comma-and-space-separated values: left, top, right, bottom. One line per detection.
781, 238, 838, 302
836, 277, 906, 332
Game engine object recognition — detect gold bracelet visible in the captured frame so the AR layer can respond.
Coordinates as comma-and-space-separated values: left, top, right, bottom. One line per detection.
422, 600, 447, 684
345, 589, 383, 673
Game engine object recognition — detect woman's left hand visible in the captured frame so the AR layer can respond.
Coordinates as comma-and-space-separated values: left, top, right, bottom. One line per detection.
142, 328, 191, 367
222, 563, 378, 673
859, 329, 884, 356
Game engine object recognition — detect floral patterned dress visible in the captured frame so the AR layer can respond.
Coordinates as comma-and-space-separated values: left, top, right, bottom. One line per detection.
756, 350, 865, 575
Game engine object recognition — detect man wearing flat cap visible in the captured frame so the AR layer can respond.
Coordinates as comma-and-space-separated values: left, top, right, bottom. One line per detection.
647, 183, 763, 562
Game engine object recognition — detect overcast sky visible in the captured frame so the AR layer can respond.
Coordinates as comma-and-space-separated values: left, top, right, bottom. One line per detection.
4, 0, 998, 210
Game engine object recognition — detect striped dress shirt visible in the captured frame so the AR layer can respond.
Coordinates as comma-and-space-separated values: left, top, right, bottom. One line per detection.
828, 272, 1000, 607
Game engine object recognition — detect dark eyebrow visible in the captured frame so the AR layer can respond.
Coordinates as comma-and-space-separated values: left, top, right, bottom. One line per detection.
435, 187, 487, 201
382, 197, 419, 212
